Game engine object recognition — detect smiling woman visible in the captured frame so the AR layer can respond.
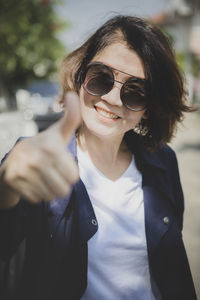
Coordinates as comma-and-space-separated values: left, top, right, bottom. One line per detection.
77, 43, 147, 148
60, 16, 192, 151
0, 15, 197, 300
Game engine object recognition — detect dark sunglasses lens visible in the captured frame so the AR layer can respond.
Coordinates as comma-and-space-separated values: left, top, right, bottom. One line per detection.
84, 64, 113, 96
121, 79, 147, 111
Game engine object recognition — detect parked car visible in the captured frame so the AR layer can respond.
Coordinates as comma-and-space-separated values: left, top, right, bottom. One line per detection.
16, 81, 63, 132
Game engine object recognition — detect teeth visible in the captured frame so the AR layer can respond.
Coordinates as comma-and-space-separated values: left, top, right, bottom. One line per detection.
96, 107, 119, 119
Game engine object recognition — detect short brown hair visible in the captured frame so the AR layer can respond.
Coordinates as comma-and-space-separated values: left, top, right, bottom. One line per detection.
60, 15, 193, 151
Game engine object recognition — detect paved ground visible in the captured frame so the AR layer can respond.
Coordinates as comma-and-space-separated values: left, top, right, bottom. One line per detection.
170, 112, 200, 299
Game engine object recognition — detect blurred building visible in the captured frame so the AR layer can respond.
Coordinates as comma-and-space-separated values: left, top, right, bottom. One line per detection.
150, 0, 200, 105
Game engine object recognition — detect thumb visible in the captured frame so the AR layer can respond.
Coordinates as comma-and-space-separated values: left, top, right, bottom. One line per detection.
59, 92, 82, 143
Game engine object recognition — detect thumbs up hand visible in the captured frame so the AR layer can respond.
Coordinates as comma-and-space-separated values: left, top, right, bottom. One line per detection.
0, 92, 82, 206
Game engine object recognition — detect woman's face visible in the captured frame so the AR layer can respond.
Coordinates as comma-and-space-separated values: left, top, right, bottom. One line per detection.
79, 42, 147, 140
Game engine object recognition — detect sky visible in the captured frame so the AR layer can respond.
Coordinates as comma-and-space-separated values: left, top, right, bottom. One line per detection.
56, 0, 169, 51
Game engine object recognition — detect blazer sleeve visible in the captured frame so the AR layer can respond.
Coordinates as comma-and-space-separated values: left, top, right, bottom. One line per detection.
0, 200, 30, 261
0, 147, 31, 261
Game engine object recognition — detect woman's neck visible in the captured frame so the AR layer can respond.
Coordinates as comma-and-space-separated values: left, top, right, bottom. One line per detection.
77, 125, 130, 168
77, 128, 125, 164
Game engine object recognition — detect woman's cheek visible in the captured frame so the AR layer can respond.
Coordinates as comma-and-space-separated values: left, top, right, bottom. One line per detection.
124, 111, 145, 129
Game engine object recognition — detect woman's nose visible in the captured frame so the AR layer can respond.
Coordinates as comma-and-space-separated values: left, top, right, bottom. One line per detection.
100, 83, 123, 107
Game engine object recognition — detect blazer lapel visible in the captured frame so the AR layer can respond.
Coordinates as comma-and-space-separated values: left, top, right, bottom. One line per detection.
47, 190, 73, 236
47, 134, 77, 235
47, 134, 97, 241
143, 185, 170, 256
74, 179, 98, 243
142, 149, 177, 257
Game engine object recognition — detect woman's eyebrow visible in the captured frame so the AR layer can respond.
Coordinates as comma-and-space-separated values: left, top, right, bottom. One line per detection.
92, 61, 134, 77
110, 65, 135, 77
108, 64, 146, 81
92, 61, 146, 81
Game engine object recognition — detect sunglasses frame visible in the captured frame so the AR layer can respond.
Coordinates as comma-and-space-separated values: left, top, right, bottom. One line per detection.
82, 62, 147, 112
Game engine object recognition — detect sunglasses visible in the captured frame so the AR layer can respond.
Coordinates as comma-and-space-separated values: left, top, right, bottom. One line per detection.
82, 62, 148, 111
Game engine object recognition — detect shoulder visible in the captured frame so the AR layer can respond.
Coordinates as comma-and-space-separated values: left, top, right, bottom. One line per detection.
142, 143, 178, 172
151, 145, 183, 200
156, 144, 178, 166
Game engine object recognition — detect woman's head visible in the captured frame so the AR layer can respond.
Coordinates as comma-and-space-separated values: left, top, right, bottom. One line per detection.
60, 15, 190, 150
78, 42, 147, 141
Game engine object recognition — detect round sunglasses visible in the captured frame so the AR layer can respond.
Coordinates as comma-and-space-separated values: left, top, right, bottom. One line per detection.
82, 62, 148, 111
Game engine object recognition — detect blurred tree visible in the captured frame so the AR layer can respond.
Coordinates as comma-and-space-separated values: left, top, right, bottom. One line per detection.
0, 0, 68, 110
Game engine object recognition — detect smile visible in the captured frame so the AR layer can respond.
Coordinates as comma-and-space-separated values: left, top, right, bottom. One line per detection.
95, 106, 120, 120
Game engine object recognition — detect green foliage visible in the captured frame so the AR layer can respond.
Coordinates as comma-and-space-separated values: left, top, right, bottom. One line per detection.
176, 52, 186, 72
0, 0, 68, 109
176, 51, 200, 77
191, 53, 200, 77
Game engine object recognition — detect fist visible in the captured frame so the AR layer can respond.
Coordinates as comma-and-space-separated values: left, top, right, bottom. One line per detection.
0, 92, 81, 203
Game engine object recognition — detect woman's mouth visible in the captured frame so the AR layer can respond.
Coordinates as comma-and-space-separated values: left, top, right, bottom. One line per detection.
95, 106, 120, 120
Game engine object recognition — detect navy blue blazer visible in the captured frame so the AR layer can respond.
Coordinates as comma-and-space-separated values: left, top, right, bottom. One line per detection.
0, 135, 197, 300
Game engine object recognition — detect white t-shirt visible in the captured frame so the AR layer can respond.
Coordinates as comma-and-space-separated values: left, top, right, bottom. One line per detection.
78, 146, 157, 300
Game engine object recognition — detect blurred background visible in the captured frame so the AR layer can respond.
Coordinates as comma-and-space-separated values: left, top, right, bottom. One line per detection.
0, 0, 200, 299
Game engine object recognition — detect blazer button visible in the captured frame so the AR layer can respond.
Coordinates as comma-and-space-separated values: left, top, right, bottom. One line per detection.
91, 219, 98, 226
163, 216, 170, 225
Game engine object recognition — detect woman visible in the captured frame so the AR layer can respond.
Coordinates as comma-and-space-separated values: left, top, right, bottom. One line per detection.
0, 15, 197, 300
